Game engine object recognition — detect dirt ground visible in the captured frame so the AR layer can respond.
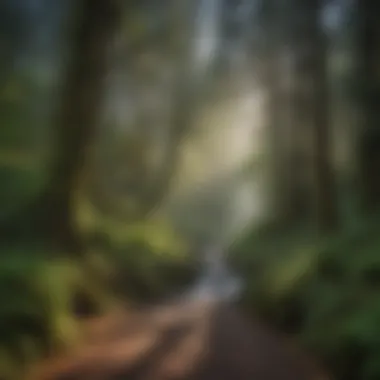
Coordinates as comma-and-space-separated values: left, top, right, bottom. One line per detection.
30, 300, 331, 380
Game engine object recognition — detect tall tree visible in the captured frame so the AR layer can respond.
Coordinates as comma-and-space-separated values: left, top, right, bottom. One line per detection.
141, 0, 195, 214
260, 0, 311, 226
288, 0, 338, 232
259, 0, 292, 225
49, 0, 122, 252
73, 1, 198, 223
356, 0, 380, 213
142, 0, 222, 215
0, 0, 122, 251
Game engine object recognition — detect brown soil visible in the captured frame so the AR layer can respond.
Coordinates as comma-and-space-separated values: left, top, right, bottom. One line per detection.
30, 301, 332, 380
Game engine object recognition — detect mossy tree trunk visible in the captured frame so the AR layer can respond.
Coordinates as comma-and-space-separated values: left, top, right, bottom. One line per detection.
47, 0, 122, 253
0, 1, 122, 252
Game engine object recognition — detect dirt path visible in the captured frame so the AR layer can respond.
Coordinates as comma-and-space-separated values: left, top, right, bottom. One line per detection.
30, 301, 331, 380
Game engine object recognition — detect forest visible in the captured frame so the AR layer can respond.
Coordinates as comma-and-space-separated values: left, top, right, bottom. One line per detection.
1, 0, 380, 379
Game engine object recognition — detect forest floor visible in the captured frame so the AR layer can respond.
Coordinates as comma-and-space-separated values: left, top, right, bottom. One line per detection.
31, 300, 330, 380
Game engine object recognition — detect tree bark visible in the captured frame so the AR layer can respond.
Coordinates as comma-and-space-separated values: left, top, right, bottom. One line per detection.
0, 1, 123, 250
260, 0, 291, 225
288, 0, 338, 232
46, 0, 122, 253
308, 1, 338, 231
262, 0, 311, 226
356, 0, 380, 213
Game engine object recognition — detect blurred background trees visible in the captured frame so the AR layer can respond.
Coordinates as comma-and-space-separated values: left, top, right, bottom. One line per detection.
1, 0, 380, 379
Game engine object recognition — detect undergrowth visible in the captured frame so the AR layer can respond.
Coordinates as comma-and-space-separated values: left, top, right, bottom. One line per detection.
0, 217, 197, 380
231, 215, 380, 380
0, 245, 121, 379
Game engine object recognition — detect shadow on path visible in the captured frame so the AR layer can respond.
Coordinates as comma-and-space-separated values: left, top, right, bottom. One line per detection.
191, 303, 330, 380
31, 301, 331, 380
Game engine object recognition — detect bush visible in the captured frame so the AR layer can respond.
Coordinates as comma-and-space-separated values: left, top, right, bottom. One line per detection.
231, 216, 380, 380
0, 191, 199, 380
85, 218, 200, 301
0, 247, 114, 380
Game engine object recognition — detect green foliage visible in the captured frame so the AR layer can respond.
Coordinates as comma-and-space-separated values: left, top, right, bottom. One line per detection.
0, 161, 47, 222
76, 192, 197, 288
0, 165, 197, 379
0, 72, 51, 223
0, 213, 197, 380
232, 216, 380, 380
0, 247, 114, 380
82, 212, 199, 301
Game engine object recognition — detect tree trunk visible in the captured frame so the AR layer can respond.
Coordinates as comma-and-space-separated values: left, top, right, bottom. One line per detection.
0, 1, 122, 250
46, 0, 122, 253
141, 0, 203, 215
288, 0, 338, 232
262, 0, 311, 226
356, 0, 380, 213
309, 1, 338, 231
261, 0, 293, 225
312, 28, 339, 231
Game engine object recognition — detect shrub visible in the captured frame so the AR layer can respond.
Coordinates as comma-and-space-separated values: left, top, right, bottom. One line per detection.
231, 217, 380, 380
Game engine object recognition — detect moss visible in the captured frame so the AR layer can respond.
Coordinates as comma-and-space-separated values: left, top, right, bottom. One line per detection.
0, 213, 198, 379
0, 247, 118, 378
